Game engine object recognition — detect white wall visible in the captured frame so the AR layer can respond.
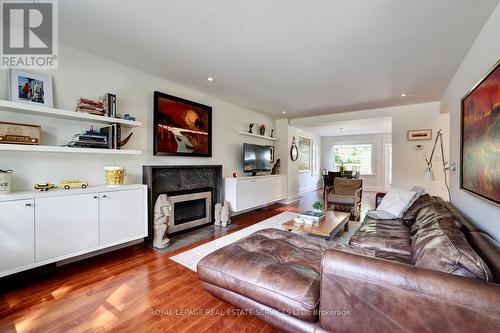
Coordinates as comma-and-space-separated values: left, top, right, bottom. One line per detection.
291, 102, 450, 198
294, 127, 321, 194
440, 3, 500, 239
275, 119, 321, 201
322, 133, 391, 192
0, 44, 275, 192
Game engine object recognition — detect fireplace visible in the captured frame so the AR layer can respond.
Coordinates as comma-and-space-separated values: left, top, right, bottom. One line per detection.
168, 190, 212, 233
143, 165, 222, 243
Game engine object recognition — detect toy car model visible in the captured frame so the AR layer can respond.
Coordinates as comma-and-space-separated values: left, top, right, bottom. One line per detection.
60, 180, 88, 190
34, 182, 57, 191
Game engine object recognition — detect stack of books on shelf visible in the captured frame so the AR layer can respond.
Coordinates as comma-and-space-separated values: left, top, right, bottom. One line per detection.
65, 127, 109, 149
100, 93, 117, 118
64, 124, 122, 150
75, 93, 116, 117
99, 123, 122, 149
76, 98, 106, 116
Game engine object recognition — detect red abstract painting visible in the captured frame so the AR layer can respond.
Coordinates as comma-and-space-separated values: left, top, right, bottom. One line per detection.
461, 61, 500, 205
154, 92, 212, 156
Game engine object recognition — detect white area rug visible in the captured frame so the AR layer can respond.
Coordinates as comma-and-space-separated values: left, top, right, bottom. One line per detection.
169, 211, 361, 271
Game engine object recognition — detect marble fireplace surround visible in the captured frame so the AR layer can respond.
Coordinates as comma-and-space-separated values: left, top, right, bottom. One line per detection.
143, 165, 223, 243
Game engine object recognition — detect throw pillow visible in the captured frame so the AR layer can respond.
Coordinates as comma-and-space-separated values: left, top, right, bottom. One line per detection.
376, 188, 418, 218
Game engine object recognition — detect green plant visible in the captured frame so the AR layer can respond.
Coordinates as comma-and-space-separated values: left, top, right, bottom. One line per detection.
312, 200, 324, 211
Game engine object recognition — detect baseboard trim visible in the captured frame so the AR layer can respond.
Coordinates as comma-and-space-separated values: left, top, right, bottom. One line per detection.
279, 194, 300, 205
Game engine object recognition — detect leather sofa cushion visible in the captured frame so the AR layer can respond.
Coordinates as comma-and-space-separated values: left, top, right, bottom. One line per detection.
467, 231, 500, 283
401, 194, 434, 223
411, 201, 460, 235
372, 249, 411, 264
411, 210, 493, 281
197, 228, 369, 322
349, 217, 411, 257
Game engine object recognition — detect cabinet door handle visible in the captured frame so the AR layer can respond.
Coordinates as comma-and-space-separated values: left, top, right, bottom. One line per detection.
93, 196, 98, 199
25, 203, 32, 207
102, 195, 108, 198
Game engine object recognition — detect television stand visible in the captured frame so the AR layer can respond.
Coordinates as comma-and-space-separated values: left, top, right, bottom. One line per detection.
224, 174, 287, 213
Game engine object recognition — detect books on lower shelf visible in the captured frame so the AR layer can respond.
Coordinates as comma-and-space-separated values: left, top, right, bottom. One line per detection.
299, 210, 326, 221
99, 123, 121, 149
64, 124, 121, 149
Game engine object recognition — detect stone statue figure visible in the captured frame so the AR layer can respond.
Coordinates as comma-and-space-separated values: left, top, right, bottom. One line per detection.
271, 159, 281, 175
221, 200, 231, 227
214, 202, 222, 226
153, 194, 173, 249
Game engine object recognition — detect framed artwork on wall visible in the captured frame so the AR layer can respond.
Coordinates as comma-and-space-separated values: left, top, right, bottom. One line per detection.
153, 91, 212, 156
407, 129, 432, 141
9, 70, 53, 108
460, 59, 500, 206
298, 135, 311, 172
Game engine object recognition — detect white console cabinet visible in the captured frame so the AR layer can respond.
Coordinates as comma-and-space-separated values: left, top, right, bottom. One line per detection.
225, 175, 287, 212
0, 184, 147, 278
0, 199, 35, 273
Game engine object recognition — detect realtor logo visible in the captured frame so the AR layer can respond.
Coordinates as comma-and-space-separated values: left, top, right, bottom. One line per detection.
1, 0, 58, 68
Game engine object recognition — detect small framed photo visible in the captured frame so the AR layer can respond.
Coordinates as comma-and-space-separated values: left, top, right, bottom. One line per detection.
9, 70, 53, 108
407, 129, 432, 141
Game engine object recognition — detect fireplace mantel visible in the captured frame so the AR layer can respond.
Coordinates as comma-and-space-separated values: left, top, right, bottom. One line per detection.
143, 165, 222, 243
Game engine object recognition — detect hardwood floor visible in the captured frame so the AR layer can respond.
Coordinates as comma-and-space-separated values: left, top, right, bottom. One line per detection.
0, 190, 375, 333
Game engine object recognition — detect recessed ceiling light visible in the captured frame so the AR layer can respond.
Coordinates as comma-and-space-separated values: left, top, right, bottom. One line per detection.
282, 110, 286, 114
207, 77, 214, 82
401, 93, 406, 97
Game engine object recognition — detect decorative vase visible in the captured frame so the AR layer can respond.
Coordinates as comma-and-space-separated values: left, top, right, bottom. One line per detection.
259, 124, 266, 136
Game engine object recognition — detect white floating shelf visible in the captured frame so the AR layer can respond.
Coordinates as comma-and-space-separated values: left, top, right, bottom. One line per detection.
238, 131, 278, 141
0, 144, 141, 155
0, 100, 142, 128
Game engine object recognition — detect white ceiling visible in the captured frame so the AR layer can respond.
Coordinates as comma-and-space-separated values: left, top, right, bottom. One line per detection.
300, 117, 392, 137
59, 0, 499, 118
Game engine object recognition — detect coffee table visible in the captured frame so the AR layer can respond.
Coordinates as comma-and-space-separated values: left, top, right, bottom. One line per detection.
282, 211, 350, 240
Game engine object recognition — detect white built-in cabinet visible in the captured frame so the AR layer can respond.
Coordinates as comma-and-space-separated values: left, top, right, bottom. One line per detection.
35, 193, 99, 261
99, 189, 145, 245
225, 175, 287, 212
0, 184, 147, 278
0, 199, 35, 273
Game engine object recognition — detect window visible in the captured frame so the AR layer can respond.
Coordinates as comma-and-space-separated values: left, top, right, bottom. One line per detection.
333, 144, 373, 175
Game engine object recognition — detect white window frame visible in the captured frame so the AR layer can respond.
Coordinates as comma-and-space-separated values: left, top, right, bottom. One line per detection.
332, 142, 375, 176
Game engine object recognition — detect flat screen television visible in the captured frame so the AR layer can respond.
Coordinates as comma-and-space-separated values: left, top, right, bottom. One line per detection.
243, 143, 272, 175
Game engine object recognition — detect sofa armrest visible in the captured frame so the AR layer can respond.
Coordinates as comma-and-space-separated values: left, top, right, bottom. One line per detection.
320, 250, 500, 333
375, 192, 386, 208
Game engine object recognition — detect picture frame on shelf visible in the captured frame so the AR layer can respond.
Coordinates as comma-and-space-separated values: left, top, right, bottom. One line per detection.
9, 69, 53, 108
407, 129, 432, 141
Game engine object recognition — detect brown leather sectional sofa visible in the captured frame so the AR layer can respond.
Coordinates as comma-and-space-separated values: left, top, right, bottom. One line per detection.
198, 194, 500, 333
